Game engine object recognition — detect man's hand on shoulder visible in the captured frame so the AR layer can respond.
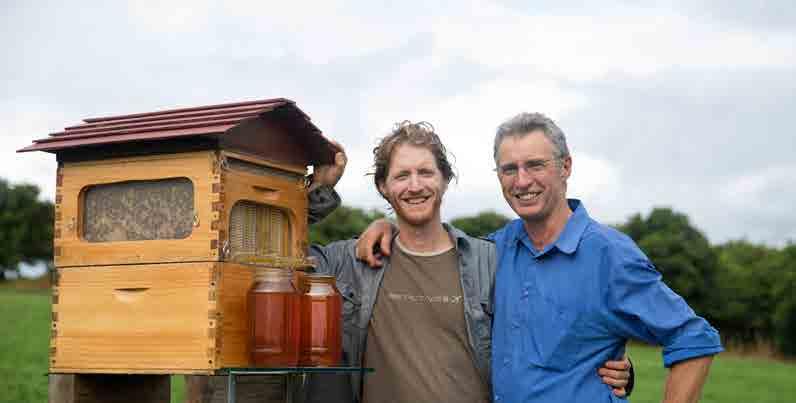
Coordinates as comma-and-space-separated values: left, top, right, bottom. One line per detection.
309, 141, 347, 192
355, 219, 395, 268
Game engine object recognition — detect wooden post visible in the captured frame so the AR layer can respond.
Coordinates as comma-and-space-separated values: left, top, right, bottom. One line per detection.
49, 374, 170, 403
49, 374, 75, 403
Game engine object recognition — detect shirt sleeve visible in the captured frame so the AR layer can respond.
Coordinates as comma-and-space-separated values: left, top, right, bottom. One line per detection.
603, 239, 723, 367
308, 239, 358, 278
307, 185, 341, 225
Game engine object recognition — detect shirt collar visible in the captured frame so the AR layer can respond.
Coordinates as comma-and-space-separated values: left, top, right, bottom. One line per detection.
443, 223, 472, 252
511, 199, 590, 255
392, 223, 473, 253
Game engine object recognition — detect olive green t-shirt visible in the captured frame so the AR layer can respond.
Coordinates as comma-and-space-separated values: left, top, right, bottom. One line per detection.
362, 240, 489, 403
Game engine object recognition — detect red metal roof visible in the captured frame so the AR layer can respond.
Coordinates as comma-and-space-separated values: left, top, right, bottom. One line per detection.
18, 98, 337, 165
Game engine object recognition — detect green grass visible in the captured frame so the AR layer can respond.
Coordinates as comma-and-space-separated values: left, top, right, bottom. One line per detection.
2, 287, 795, 402
0, 289, 51, 403
626, 343, 796, 403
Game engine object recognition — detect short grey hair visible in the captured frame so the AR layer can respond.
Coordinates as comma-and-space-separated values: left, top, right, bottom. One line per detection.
493, 112, 570, 164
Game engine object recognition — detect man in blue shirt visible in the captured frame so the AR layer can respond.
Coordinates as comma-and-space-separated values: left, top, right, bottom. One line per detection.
488, 112, 723, 402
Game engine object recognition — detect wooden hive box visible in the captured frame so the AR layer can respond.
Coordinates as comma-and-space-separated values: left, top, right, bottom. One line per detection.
19, 99, 337, 374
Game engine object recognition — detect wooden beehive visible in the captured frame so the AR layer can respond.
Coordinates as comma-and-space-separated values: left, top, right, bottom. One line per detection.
19, 99, 337, 374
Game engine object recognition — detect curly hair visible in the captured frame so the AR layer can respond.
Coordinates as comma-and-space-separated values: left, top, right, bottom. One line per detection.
371, 121, 456, 199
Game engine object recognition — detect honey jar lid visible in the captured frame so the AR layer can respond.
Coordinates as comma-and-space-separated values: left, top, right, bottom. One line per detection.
303, 274, 336, 284
253, 266, 293, 281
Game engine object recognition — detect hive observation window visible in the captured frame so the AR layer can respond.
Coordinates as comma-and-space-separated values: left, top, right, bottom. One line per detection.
82, 178, 194, 242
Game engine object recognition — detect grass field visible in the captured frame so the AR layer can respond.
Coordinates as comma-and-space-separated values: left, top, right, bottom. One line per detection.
2, 286, 794, 402
625, 343, 795, 403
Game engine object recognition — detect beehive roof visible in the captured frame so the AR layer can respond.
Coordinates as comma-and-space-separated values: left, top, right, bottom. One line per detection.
18, 98, 337, 165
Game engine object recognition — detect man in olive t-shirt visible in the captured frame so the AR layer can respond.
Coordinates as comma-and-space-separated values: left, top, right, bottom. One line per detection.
363, 238, 490, 403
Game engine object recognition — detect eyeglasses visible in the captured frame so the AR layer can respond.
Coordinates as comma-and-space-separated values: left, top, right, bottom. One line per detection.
495, 158, 555, 178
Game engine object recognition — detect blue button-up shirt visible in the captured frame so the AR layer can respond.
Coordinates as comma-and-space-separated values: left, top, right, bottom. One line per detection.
489, 200, 723, 402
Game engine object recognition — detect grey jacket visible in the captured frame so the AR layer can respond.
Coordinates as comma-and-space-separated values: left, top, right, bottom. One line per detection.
306, 187, 497, 403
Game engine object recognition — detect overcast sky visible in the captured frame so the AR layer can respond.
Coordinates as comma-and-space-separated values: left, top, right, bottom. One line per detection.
3, 1, 795, 246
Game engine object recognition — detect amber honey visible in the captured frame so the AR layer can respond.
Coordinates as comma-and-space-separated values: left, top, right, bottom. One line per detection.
299, 275, 342, 366
248, 268, 300, 367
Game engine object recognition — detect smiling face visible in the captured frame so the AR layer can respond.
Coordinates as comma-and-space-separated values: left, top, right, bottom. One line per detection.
495, 130, 571, 225
378, 143, 447, 228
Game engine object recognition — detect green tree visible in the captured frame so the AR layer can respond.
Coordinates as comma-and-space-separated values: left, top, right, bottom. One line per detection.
0, 179, 54, 280
309, 205, 385, 245
771, 244, 796, 357
618, 208, 718, 317
712, 240, 781, 345
450, 210, 510, 238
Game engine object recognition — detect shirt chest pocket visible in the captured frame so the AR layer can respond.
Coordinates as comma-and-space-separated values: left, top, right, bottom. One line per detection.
336, 283, 364, 366
521, 284, 583, 371
338, 283, 361, 318
337, 283, 362, 337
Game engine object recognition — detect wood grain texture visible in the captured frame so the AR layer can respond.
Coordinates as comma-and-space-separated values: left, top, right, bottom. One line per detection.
49, 374, 76, 403
220, 116, 310, 168
55, 151, 219, 267
216, 262, 256, 367
51, 262, 265, 373
52, 263, 215, 372
221, 150, 306, 176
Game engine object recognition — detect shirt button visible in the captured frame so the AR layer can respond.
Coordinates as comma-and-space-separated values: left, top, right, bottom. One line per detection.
503, 358, 510, 366
495, 395, 501, 401
512, 322, 520, 329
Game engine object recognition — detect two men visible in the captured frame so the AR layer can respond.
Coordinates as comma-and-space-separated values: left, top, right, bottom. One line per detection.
358, 113, 723, 402
305, 121, 630, 402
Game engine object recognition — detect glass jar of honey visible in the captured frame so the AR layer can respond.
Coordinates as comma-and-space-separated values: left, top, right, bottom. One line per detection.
299, 275, 342, 366
248, 267, 300, 367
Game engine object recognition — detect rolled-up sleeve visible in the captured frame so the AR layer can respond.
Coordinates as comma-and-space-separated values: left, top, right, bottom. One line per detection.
604, 240, 723, 367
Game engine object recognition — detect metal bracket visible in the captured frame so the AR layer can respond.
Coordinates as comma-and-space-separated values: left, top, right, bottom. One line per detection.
219, 155, 230, 172
221, 240, 230, 260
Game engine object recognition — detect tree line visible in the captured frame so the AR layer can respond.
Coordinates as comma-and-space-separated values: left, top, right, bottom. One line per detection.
619, 209, 796, 358
1, 179, 793, 357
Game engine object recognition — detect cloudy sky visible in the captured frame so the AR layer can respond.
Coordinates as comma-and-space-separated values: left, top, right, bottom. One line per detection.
3, 1, 795, 246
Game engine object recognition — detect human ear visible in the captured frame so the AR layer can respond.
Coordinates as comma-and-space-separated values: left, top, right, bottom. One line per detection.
561, 157, 572, 180
377, 182, 388, 199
